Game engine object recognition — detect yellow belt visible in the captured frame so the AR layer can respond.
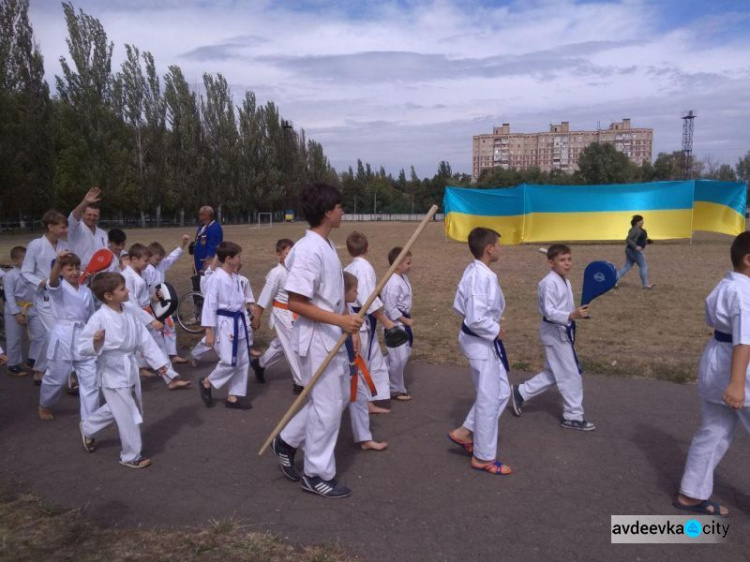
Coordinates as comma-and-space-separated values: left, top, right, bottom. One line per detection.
17, 301, 33, 314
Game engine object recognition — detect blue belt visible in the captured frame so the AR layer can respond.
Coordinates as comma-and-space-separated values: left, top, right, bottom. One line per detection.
543, 317, 582, 375
461, 322, 510, 373
714, 330, 732, 343
216, 308, 249, 366
352, 306, 378, 360
398, 309, 414, 347
344, 336, 358, 376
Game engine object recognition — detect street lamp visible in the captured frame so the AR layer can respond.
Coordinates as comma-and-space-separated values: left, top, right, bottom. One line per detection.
281, 119, 293, 214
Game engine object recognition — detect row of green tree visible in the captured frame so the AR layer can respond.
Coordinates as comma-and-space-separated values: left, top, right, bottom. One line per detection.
1, 1, 748, 223
1, 0, 337, 225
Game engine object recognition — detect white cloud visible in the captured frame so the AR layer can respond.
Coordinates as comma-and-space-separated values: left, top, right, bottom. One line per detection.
28, 0, 750, 176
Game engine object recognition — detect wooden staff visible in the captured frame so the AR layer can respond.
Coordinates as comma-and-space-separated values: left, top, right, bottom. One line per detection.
258, 204, 439, 455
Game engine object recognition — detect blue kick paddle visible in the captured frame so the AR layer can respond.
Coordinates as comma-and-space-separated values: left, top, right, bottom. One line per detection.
581, 261, 618, 306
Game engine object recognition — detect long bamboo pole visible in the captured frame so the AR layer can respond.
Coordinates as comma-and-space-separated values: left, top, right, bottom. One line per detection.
258, 204, 439, 455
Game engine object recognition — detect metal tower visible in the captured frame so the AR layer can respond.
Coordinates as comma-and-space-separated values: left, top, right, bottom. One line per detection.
681, 110, 696, 179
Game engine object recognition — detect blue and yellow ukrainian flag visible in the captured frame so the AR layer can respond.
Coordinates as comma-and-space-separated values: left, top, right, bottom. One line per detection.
444, 180, 746, 244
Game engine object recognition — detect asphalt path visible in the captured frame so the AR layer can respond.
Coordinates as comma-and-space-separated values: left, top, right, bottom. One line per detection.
1, 352, 749, 561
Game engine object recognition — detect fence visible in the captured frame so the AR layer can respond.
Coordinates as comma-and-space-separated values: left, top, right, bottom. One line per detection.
343, 213, 445, 222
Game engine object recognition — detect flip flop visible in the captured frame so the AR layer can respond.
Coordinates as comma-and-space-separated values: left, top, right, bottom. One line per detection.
391, 393, 413, 401
119, 457, 151, 469
448, 431, 474, 455
471, 460, 512, 476
672, 498, 727, 518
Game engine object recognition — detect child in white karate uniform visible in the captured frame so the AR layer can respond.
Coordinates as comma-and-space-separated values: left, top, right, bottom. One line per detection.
144, 236, 190, 364
381, 246, 414, 401
198, 241, 253, 410
343, 271, 388, 451
251, 239, 304, 392
269, 182, 363, 499
189, 257, 217, 365
509, 244, 593, 431
673, 231, 750, 517
38, 251, 97, 421
3, 246, 43, 376
344, 231, 397, 414
449, 228, 513, 476
78, 272, 169, 469
21, 210, 70, 384
122, 243, 190, 390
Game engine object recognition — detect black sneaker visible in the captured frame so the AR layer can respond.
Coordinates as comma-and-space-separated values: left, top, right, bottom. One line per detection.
509, 384, 524, 417
270, 436, 300, 481
560, 418, 596, 431
6, 365, 29, 377
225, 398, 252, 410
251, 358, 266, 384
300, 475, 351, 499
198, 377, 214, 407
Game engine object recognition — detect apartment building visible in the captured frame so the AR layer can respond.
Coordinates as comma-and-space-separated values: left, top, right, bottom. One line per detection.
472, 119, 653, 179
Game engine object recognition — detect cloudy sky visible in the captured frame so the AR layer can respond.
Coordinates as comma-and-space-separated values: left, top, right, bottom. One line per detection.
28, 0, 750, 176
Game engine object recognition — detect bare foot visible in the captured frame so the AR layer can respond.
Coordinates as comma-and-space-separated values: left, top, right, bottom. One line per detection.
139, 368, 158, 378
360, 440, 388, 451
168, 378, 192, 390
38, 406, 54, 421
368, 403, 390, 415
250, 348, 262, 358
171, 355, 189, 364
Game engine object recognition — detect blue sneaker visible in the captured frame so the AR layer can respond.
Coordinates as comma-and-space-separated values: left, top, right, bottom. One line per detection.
300, 475, 351, 499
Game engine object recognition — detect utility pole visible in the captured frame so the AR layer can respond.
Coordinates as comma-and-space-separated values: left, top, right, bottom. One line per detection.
681, 110, 696, 180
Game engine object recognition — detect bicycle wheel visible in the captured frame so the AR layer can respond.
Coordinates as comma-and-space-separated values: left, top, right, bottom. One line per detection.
176, 291, 205, 334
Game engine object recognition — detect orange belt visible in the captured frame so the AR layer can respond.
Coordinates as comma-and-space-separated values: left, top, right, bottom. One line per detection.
273, 300, 298, 320
350, 355, 377, 402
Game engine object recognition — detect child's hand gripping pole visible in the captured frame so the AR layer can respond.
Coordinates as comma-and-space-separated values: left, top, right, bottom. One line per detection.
258, 204, 439, 456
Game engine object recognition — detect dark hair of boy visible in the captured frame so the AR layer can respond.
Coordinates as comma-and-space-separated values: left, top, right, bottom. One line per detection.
41, 210, 67, 229
10, 246, 26, 260
58, 252, 81, 268
91, 272, 125, 301
547, 244, 571, 260
343, 271, 358, 292
301, 182, 343, 228
276, 238, 294, 253
216, 241, 242, 262
730, 231, 750, 268
468, 227, 501, 259
631, 214, 644, 226
128, 243, 152, 260
108, 228, 126, 244
346, 231, 368, 257
388, 246, 412, 266
148, 242, 166, 257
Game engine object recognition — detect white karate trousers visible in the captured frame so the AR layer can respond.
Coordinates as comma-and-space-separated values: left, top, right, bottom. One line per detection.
4, 309, 43, 366
259, 310, 303, 386
360, 328, 390, 401
386, 340, 411, 395
40, 357, 99, 420
206, 338, 249, 397
680, 399, 750, 500
462, 353, 511, 462
82, 386, 143, 463
518, 341, 584, 421
280, 333, 349, 481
